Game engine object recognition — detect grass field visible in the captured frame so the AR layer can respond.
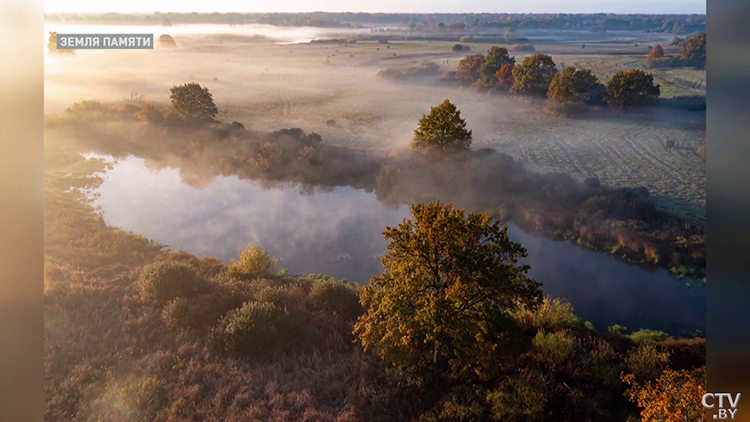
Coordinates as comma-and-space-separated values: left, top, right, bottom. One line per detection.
44, 27, 705, 221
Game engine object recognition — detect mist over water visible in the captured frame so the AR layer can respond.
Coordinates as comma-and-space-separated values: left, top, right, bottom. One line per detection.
92, 155, 705, 336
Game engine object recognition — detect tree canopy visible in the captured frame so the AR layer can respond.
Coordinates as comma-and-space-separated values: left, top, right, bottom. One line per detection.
354, 201, 542, 380
510, 53, 558, 95
679, 31, 706, 68
647, 44, 665, 60
547, 66, 605, 104
455, 53, 485, 83
412, 100, 472, 155
494, 63, 515, 91
605, 69, 661, 107
479, 46, 516, 84
169, 82, 219, 123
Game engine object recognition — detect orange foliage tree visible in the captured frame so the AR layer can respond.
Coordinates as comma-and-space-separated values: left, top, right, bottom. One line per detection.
621, 366, 706, 422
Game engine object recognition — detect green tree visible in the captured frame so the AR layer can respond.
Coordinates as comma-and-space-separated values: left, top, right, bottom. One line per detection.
479, 46, 516, 84
354, 201, 542, 380
604, 69, 661, 107
455, 53, 485, 83
547, 66, 605, 104
679, 32, 706, 68
169, 82, 219, 123
412, 100, 473, 155
510, 53, 558, 95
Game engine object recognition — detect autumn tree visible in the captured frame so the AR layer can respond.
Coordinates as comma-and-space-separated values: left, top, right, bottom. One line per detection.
494, 63, 515, 91
412, 100, 472, 155
622, 366, 706, 422
647, 44, 665, 60
510, 53, 558, 95
354, 201, 542, 380
455, 53, 485, 83
169, 82, 219, 123
478, 46, 515, 84
680, 31, 706, 68
547, 66, 605, 104
605, 69, 661, 107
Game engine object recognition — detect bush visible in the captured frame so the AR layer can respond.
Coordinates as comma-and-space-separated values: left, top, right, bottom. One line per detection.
605, 69, 660, 108
547, 66, 605, 105
136, 104, 164, 124
513, 296, 581, 330
226, 243, 277, 278
138, 261, 203, 306
629, 329, 671, 342
378, 39, 389, 44
211, 301, 287, 356
607, 324, 628, 335
531, 330, 576, 366
509, 44, 535, 52
309, 278, 362, 320
162, 285, 250, 331
452, 43, 468, 52
625, 343, 671, 381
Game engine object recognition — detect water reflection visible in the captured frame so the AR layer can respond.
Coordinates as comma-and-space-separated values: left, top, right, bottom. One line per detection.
93, 155, 705, 336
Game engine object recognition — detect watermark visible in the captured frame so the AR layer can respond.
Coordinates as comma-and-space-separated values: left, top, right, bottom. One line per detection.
703, 393, 741, 420
56, 34, 153, 50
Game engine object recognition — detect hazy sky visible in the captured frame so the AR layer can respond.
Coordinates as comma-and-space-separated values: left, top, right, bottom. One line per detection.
44, 0, 705, 14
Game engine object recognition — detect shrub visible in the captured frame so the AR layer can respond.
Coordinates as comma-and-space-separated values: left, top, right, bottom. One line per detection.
509, 44, 535, 52
625, 343, 671, 381
138, 261, 203, 306
605, 69, 660, 108
378, 39, 388, 44
547, 67, 605, 105
226, 243, 277, 278
309, 278, 362, 320
531, 330, 576, 366
608, 324, 628, 335
452, 43, 468, 52
629, 329, 671, 342
488, 368, 547, 421
513, 296, 581, 330
211, 301, 287, 356
136, 104, 164, 124
162, 287, 249, 331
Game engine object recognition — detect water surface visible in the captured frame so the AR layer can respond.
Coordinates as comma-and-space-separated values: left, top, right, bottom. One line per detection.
93, 155, 705, 336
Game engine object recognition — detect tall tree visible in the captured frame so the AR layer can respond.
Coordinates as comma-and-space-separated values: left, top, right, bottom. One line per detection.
479, 46, 516, 84
455, 53, 485, 83
169, 82, 219, 123
647, 44, 665, 60
679, 32, 706, 68
412, 100, 472, 155
354, 202, 542, 380
510, 53, 558, 95
605, 69, 661, 107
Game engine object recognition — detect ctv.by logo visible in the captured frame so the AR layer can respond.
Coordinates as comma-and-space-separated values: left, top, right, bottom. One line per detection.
703, 393, 741, 420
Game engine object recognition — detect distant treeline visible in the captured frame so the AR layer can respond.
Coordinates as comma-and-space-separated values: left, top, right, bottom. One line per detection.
45, 12, 705, 33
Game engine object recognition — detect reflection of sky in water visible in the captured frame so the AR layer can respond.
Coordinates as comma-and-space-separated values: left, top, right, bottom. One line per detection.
93, 155, 705, 336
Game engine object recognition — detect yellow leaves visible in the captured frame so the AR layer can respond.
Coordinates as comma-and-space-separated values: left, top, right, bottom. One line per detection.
622, 366, 706, 422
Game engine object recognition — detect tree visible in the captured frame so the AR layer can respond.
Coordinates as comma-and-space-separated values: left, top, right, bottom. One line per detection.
510, 53, 558, 95
604, 69, 661, 107
647, 44, 665, 60
412, 100, 472, 155
455, 53, 485, 83
679, 32, 706, 68
494, 64, 515, 91
354, 201, 542, 380
479, 46, 516, 84
547, 66, 605, 104
169, 82, 219, 123
622, 367, 706, 422
504, 27, 518, 43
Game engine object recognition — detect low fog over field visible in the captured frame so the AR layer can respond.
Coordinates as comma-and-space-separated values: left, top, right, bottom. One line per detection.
45, 24, 705, 220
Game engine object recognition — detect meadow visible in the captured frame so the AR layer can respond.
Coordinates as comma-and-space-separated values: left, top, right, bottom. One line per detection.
44, 28, 706, 222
